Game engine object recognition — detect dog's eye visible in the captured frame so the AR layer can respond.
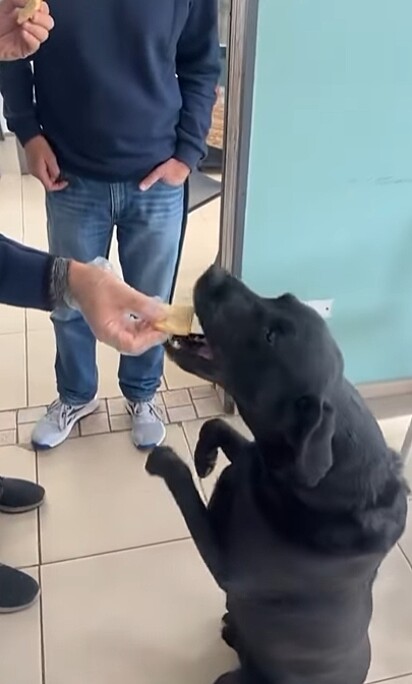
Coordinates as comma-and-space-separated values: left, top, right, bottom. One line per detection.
265, 328, 277, 345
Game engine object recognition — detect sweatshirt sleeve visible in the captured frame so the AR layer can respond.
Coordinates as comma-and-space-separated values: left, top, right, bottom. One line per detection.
0, 234, 55, 311
0, 59, 42, 146
174, 0, 221, 170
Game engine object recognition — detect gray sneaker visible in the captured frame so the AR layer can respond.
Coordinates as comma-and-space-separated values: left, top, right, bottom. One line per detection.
32, 398, 99, 449
126, 400, 166, 450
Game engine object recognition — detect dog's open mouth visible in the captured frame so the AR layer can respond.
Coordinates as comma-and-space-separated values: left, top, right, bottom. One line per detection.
168, 333, 214, 360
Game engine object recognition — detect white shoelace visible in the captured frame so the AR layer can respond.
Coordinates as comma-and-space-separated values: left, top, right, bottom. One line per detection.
127, 400, 162, 424
45, 399, 79, 431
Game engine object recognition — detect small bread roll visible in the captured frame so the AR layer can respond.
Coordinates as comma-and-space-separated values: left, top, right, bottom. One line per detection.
154, 304, 194, 336
17, 0, 42, 24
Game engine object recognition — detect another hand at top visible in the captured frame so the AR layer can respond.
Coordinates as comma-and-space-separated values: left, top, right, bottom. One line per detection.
0, 0, 54, 61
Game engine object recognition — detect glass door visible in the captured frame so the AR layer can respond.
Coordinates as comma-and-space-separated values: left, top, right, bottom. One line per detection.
201, 0, 230, 171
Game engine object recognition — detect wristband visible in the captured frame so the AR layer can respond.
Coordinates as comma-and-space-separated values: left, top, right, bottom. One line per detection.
50, 257, 70, 308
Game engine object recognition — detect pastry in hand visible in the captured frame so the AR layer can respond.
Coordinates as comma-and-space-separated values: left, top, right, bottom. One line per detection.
154, 304, 194, 336
17, 0, 42, 25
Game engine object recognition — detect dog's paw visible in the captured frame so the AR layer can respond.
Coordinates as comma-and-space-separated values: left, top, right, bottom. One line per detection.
145, 446, 179, 477
195, 443, 218, 479
194, 420, 221, 478
221, 613, 237, 651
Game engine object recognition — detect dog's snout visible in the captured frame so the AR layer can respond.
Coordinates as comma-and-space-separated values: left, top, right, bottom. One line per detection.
196, 265, 230, 301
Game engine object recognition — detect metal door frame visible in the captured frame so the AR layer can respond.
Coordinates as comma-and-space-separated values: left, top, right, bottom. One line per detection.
217, 0, 259, 412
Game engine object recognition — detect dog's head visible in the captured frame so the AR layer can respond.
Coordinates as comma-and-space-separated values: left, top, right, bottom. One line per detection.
167, 265, 344, 488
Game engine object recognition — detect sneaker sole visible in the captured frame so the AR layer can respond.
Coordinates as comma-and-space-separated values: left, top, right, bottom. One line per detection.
0, 587, 40, 614
0, 499, 44, 514
32, 401, 100, 450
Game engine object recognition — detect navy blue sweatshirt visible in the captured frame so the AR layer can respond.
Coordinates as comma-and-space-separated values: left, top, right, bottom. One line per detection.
0, 0, 220, 181
0, 235, 54, 310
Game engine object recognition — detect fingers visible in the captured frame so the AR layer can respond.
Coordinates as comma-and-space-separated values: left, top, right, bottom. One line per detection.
35, 159, 56, 191
44, 155, 68, 191
109, 320, 168, 356
8, 0, 30, 8
20, 23, 49, 47
22, 7, 54, 33
17, 29, 41, 55
97, 271, 166, 323
125, 289, 167, 324
139, 164, 165, 192
38, 1, 51, 15
36, 163, 67, 192
49, 178, 69, 191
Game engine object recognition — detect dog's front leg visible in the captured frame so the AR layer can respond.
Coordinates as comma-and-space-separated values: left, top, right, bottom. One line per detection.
146, 446, 225, 589
195, 418, 252, 478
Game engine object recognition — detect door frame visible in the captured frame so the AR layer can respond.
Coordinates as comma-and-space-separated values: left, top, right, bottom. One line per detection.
217, 0, 259, 412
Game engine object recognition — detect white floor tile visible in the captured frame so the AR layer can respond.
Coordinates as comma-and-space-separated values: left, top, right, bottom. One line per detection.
380, 415, 412, 453
41, 542, 235, 684
22, 175, 47, 250
0, 173, 23, 241
0, 333, 26, 409
0, 304, 25, 334
367, 545, 412, 682
27, 328, 56, 407
38, 427, 194, 563
0, 567, 42, 684
0, 446, 39, 568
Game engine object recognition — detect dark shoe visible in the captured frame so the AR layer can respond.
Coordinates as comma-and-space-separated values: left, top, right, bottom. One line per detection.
0, 477, 45, 513
0, 564, 40, 613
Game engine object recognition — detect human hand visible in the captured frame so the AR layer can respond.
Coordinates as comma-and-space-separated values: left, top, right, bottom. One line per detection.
67, 260, 168, 355
25, 135, 68, 192
0, 0, 53, 61
139, 158, 190, 192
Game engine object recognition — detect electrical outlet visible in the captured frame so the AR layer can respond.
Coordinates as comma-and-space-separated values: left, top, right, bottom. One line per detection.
305, 299, 334, 319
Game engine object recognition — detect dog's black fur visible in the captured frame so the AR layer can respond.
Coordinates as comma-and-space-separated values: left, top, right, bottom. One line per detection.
145, 265, 409, 684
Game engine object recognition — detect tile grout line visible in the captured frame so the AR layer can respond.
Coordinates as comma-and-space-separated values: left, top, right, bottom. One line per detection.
0, 386, 226, 448
181, 421, 209, 504
35, 446, 47, 684
21, 172, 31, 412
371, 673, 412, 683
26, 535, 192, 570
397, 542, 412, 574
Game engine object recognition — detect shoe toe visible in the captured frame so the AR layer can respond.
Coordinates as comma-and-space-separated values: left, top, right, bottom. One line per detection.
0, 565, 40, 612
31, 422, 54, 448
133, 422, 166, 451
0, 478, 45, 511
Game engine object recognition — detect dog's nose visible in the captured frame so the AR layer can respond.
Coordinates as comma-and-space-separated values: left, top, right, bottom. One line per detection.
205, 264, 227, 285
197, 265, 229, 299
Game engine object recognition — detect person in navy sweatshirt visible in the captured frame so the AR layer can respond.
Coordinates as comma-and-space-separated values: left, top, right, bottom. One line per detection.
0, 0, 220, 452
0, 0, 170, 613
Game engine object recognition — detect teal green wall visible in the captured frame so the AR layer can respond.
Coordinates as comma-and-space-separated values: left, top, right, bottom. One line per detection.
242, 0, 412, 384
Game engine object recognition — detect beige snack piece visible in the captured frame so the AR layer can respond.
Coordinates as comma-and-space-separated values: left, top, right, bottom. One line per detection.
17, 0, 42, 25
155, 304, 194, 336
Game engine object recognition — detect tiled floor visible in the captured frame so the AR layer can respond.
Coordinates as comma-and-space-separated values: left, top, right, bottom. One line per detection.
2, 138, 412, 684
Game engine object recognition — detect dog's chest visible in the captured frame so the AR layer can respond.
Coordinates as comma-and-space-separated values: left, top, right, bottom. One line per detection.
221, 476, 377, 599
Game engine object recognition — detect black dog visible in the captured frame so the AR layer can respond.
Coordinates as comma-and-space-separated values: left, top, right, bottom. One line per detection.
146, 265, 408, 684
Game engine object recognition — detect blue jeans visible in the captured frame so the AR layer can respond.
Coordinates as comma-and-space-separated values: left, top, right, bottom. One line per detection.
47, 175, 184, 405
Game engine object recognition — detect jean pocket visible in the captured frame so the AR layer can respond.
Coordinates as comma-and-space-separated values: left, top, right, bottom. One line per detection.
156, 178, 184, 189
58, 169, 76, 185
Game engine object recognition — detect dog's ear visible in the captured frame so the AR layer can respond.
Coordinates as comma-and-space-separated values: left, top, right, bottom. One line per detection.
286, 395, 335, 488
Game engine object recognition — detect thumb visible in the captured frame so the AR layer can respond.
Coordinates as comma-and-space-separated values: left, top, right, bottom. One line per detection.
139, 164, 164, 192
124, 288, 167, 324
